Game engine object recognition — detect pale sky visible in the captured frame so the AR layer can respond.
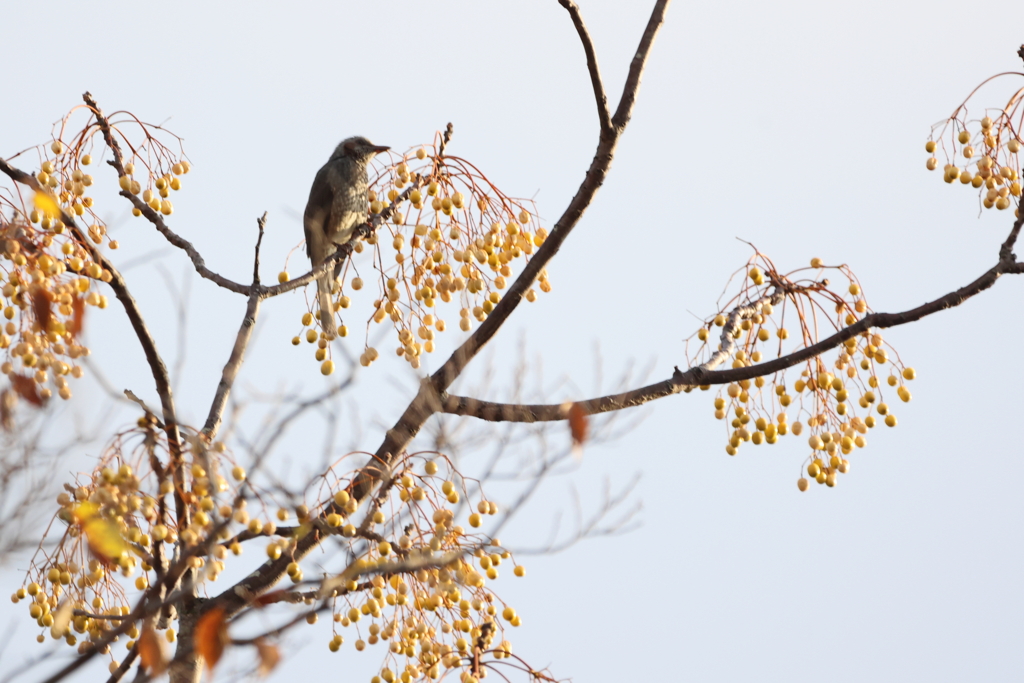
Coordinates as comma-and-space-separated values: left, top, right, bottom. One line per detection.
2, 1, 1023, 681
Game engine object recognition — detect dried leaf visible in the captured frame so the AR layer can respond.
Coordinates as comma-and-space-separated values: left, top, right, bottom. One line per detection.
10, 374, 45, 406
138, 625, 168, 675
568, 402, 589, 447
68, 295, 86, 338
0, 389, 14, 431
32, 192, 60, 219
31, 286, 52, 333
255, 638, 280, 677
51, 600, 74, 636
194, 607, 229, 670
73, 502, 128, 566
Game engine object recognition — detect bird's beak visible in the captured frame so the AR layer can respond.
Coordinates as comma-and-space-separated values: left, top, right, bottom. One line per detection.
371, 145, 390, 155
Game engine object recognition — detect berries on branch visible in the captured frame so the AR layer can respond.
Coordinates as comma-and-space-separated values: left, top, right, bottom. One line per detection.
686, 252, 916, 491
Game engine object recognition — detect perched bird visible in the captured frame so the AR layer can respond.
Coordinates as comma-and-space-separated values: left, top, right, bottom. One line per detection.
303, 136, 389, 337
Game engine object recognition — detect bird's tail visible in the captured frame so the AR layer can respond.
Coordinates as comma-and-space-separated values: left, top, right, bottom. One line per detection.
316, 274, 338, 338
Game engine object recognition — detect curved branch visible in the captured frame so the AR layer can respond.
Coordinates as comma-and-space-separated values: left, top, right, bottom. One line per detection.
611, 0, 669, 132
83, 91, 251, 295
558, 0, 612, 135
119, 192, 251, 294
438, 220, 1024, 423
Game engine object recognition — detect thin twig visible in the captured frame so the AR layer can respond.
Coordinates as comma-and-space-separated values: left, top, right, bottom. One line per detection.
201, 213, 267, 439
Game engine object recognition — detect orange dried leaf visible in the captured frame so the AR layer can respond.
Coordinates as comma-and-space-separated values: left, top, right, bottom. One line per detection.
194, 607, 229, 670
10, 374, 45, 406
0, 389, 15, 430
568, 402, 589, 447
138, 625, 168, 675
31, 287, 53, 333
255, 638, 280, 677
68, 295, 86, 337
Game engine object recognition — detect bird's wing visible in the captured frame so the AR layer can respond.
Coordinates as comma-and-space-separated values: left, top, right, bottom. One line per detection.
303, 165, 335, 261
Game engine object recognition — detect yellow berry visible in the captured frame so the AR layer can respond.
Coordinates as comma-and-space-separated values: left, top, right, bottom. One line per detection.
924, 140, 936, 153
926, 157, 938, 170
958, 130, 971, 144
321, 360, 335, 376
278, 271, 289, 283
797, 478, 809, 492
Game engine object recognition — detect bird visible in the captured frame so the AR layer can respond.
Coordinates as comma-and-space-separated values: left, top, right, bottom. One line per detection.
303, 136, 389, 337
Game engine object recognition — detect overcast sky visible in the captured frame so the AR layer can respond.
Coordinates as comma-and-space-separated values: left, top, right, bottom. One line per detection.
2, 1, 1023, 682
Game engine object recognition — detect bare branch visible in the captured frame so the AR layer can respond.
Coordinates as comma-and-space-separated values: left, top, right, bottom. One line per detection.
201, 213, 267, 439
558, 0, 613, 134
610, 0, 671, 132
440, 215, 1024, 423
118, 192, 251, 294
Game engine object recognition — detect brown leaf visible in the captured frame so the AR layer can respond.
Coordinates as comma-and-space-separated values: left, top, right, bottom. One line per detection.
254, 638, 280, 677
568, 402, 589, 447
0, 389, 14, 430
30, 286, 52, 333
10, 374, 45, 406
68, 295, 86, 338
138, 625, 168, 675
194, 607, 229, 671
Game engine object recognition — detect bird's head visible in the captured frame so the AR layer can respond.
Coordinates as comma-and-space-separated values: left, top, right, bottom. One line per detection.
331, 136, 390, 162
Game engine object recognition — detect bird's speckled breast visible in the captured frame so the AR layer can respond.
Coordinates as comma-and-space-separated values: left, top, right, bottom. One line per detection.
325, 157, 370, 246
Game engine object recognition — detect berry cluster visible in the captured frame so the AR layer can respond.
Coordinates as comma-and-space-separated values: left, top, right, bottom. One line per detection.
309, 456, 524, 683
687, 255, 916, 491
288, 141, 550, 372
0, 107, 192, 406
926, 86, 1023, 215
12, 417, 527, 682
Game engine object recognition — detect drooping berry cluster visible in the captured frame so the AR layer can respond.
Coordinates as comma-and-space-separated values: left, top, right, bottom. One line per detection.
926, 79, 1024, 215
687, 254, 916, 491
13, 414, 531, 682
288, 138, 550, 373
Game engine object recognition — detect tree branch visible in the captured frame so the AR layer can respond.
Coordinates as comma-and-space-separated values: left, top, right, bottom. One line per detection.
198, 0, 673, 627
201, 213, 267, 439
118, 192, 251, 294
611, 0, 670, 132
439, 213, 1024, 423
558, 0, 613, 135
